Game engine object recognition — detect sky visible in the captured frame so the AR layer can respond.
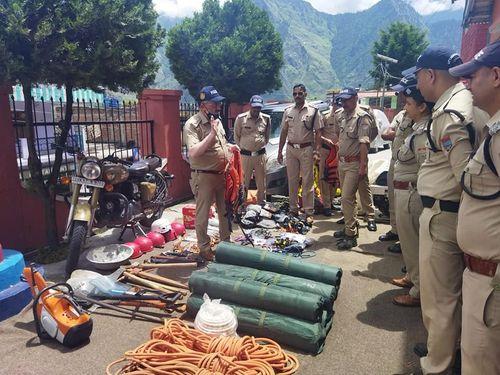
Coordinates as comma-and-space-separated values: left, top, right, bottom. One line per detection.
152, 0, 465, 18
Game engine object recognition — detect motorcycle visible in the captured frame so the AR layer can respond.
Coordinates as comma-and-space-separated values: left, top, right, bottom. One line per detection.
63, 152, 174, 277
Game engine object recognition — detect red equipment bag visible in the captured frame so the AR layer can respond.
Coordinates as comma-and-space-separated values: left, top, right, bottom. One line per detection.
323, 144, 340, 187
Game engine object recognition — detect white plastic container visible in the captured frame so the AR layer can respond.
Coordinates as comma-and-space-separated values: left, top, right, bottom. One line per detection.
194, 294, 238, 337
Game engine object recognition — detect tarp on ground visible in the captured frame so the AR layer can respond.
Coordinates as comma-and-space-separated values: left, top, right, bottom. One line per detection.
187, 294, 332, 354
189, 271, 331, 323
207, 263, 338, 304
215, 242, 342, 287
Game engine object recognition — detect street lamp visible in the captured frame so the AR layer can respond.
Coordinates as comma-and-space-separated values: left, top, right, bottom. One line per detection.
376, 53, 399, 108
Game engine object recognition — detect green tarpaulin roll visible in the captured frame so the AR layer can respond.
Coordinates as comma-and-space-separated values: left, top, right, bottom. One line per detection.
215, 242, 342, 286
187, 294, 332, 354
189, 271, 331, 322
207, 263, 338, 304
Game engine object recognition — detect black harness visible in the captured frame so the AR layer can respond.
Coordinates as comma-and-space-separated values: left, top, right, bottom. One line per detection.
460, 132, 500, 200
425, 109, 476, 153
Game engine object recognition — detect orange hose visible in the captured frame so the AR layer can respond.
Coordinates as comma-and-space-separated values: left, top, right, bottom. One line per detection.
106, 318, 299, 375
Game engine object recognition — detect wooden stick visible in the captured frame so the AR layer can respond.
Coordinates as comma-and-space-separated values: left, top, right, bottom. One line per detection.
140, 262, 198, 269
133, 270, 189, 290
124, 272, 187, 296
79, 295, 164, 323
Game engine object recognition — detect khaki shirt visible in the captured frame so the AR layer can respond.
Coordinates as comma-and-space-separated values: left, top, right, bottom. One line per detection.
417, 83, 477, 201
394, 116, 430, 183
233, 111, 271, 152
334, 105, 371, 157
281, 101, 323, 144
391, 110, 414, 161
457, 110, 500, 261
322, 108, 342, 142
183, 111, 229, 171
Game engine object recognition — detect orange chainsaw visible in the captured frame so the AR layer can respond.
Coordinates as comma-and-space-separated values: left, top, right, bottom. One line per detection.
22, 265, 93, 347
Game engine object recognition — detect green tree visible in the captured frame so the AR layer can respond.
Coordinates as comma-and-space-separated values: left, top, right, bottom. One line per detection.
369, 22, 429, 88
165, 0, 284, 104
0, 0, 164, 248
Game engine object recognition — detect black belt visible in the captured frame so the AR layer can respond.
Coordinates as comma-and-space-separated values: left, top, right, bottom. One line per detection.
421, 195, 459, 213
190, 169, 224, 175
240, 148, 266, 156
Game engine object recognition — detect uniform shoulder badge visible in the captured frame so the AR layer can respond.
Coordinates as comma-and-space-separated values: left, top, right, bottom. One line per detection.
334, 107, 343, 114
236, 112, 247, 119
440, 135, 453, 151
489, 122, 500, 135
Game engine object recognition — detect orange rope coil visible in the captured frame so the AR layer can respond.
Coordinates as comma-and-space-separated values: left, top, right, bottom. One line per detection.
106, 318, 299, 375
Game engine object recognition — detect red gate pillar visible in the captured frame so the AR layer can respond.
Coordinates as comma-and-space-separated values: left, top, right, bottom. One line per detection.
138, 89, 192, 202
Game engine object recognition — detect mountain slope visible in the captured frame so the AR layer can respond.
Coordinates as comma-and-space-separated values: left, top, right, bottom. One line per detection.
154, 0, 463, 99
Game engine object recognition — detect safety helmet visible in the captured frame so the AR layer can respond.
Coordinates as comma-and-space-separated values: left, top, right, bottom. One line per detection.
134, 236, 154, 253
146, 231, 166, 247
164, 229, 177, 242
151, 218, 172, 234
171, 222, 186, 237
124, 242, 143, 259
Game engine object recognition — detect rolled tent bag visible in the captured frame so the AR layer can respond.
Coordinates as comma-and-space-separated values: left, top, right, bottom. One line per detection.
215, 242, 342, 287
207, 263, 338, 304
187, 294, 331, 354
189, 271, 331, 323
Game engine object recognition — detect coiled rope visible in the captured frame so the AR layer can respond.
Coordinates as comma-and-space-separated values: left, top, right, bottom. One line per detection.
106, 318, 299, 375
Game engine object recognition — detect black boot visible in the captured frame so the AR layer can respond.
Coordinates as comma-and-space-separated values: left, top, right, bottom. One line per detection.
337, 236, 357, 250
367, 219, 377, 231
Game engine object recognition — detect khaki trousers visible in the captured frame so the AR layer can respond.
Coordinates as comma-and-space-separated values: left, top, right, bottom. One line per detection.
419, 205, 463, 374
286, 145, 314, 215
395, 187, 422, 298
461, 268, 500, 375
241, 153, 267, 204
190, 172, 231, 254
357, 171, 375, 219
338, 161, 361, 236
388, 160, 398, 234
319, 147, 335, 208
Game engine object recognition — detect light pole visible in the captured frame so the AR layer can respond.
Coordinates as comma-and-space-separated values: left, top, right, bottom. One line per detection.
376, 53, 399, 109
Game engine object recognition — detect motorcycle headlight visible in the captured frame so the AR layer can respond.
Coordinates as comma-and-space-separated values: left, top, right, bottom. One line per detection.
81, 161, 101, 180
103, 164, 129, 184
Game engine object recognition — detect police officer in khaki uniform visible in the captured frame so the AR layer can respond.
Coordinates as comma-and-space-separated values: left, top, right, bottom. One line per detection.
405, 47, 484, 374
389, 76, 431, 307
234, 95, 271, 204
183, 86, 234, 260
278, 84, 322, 218
380, 86, 415, 246
449, 40, 500, 375
332, 87, 376, 250
318, 98, 341, 216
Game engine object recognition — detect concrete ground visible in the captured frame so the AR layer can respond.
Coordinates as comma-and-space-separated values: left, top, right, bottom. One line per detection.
0, 202, 426, 375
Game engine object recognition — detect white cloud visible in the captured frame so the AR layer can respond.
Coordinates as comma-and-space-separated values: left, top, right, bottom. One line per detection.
152, 0, 465, 18
408, 0, 465, 15
152, 0, 200, 18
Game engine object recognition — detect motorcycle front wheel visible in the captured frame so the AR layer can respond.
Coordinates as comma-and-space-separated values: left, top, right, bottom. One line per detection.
65, 221, 88, 278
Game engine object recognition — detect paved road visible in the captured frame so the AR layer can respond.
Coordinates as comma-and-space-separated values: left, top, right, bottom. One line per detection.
0, 204, 425, 375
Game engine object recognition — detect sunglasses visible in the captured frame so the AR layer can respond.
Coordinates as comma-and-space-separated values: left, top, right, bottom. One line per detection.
292, 92, 305, 97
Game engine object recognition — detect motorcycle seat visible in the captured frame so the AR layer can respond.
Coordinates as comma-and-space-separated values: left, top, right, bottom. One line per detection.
143, 156, 161, 171
128, 161, 149, 178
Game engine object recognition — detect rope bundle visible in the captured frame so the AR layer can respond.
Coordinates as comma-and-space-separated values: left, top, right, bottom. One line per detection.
106, 318, 299, 375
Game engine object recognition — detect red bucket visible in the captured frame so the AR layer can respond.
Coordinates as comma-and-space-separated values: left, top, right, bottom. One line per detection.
182, 204, 215, 229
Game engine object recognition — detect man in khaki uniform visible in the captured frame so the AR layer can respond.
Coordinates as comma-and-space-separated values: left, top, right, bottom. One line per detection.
278, 84, 322, 218
380, 87, 415, 246
332, 87, 376, 250
389, 76, 431, 307
234, 95, 271, 204
450, 40, 500, 375
318, 99, 341, 216
183, 86, 234, 260
405, 47, 478, 374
